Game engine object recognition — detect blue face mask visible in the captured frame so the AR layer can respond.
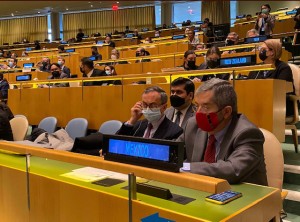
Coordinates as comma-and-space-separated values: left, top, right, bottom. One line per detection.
8, 62, 13, 67
57, 61, 63, 66
142, 108, 161, 123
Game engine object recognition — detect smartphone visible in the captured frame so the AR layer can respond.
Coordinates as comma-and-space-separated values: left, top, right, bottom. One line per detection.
205, 190, 242, 205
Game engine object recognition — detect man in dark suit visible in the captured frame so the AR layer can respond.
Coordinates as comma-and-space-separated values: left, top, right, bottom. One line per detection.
58, 57, 71, 77
0, 101, 13, 141
117, 86, 183, 140
91, 46, 102, 61
165, 77, 196, 129
179, 78, 267, 186
80, 57, 105, 86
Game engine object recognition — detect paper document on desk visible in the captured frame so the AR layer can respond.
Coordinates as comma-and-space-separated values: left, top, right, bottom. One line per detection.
61, 167, 129, 182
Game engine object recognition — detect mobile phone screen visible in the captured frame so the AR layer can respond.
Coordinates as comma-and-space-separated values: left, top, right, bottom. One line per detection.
205, 190, 242, 204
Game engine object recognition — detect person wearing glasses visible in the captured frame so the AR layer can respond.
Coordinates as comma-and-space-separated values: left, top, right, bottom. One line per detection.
248, 39, 294, 117
117, 86, 183, 140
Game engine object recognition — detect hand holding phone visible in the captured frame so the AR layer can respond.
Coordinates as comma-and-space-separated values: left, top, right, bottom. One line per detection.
205, 190, 242, 205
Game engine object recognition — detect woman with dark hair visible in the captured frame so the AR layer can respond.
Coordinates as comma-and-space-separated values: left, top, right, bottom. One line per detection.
101, 65, 122, 85
191, 46, 229, 82
181, 50, 198, 70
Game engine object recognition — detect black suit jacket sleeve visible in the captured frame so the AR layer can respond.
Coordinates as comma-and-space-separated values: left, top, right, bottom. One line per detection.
117, 117, 183, 140
63, 66, 71, 77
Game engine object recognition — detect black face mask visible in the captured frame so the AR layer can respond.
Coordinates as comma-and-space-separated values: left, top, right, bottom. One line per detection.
187, 60, 196, 68
52, 71, 60, 78
136, 52, 141, 57
259, 50, 268, 61
92, 51, 97, 55
207, 59, 220, 69
42, 62, 48, 67
226, 39, 235, 46
170, 95, 186, 108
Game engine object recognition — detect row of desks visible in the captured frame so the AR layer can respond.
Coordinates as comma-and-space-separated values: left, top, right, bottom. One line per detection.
8, 72, 288, 142
0, 142, 282, 222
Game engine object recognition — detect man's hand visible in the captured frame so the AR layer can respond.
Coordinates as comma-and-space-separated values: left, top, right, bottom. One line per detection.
128, 101, 143, 125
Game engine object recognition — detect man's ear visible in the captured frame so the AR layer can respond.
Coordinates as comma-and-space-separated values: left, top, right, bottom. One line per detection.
222, 106, 233, 119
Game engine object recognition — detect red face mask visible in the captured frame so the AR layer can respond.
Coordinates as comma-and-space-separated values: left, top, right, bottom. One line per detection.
196, 111, 221, 132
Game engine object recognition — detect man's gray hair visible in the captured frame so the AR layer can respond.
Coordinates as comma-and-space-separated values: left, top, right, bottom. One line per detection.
195, 79, 237, 114
143, 86, 168, 104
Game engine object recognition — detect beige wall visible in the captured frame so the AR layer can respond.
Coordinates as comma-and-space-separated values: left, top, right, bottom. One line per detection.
237, 1, 300, 16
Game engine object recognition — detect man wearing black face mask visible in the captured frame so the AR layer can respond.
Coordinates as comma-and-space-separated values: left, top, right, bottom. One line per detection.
39, 63, 69, 88
222, 32, 243, 55
39, 57, 51, 72
80, 57, 105, 86
165, 77, 196, 129
178, 78, 267, 186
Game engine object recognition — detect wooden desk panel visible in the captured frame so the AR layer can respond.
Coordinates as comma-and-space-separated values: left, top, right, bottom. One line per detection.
8, 79, 286, 142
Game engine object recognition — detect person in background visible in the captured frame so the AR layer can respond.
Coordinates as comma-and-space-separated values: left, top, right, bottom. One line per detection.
80, 57, 105, 86
38, 57, 51, 72
124, 26, 131, 34
34, 40, 41, 50
104, 35, 116, 48
181, 50, 198, 71
165, 77, 196, 129
133, 29, 142, 40
255, 4, 275, 36
187, 30, 200, 48
111, 48, 120, 60
91, 46, 102, 61
11, 53, 17, 59
21, 51, 29, 57
101, 65, 122, 85
246, 29, 259, 38
76, 28, 84, 42
117, 86, 183, 140
178, 78, 267, 185
39, 63, 69, 88
154, 29, 160, 38
57, 57, 71, 77
0, 73, 9, 100
6, 58, 20, 69
135, 47, 151, 63
222, 32, 242, 54
6, 51, 11, 58
248, 39, 295, 117
58, 45, 66, 53
192, 46, 229, 82
144, 37, 153, 44
246, 14, 253, 21
195, 43, 206, 50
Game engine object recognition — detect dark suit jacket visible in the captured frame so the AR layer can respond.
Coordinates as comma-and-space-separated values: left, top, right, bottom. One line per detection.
83, 69, 106, 86
248, 60, 295, 116
189, 62, 229, 81
62, 66, 71, 77
0, 80, 9, 99
164, 104, 195, 130
0, 112, 13, 141
178, 114, 268, 185
117, 116, 183, 140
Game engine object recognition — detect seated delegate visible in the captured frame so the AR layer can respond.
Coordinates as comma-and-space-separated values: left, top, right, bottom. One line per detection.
179, 78, 267, 185
191, 46, 229, 82
248, 39, 295, 117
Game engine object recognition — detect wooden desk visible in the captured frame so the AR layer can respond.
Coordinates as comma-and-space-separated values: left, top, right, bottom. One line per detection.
0, 143, 282, 222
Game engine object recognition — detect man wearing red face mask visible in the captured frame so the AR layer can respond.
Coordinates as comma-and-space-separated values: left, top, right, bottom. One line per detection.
178, 78, 268, 186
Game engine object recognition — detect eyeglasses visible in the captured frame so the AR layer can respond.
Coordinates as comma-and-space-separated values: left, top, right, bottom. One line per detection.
142, 102, 161, 111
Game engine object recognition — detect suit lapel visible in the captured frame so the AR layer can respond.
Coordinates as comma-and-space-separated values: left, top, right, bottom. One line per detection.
182, 104, 195, 127
218, 116, 238, 160
191, 130, 208, 162
153, 117, 169, 139
165, 107, 175, 122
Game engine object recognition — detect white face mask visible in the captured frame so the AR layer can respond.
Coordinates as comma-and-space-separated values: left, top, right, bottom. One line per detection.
142, 108, 161, 123
105, 70, 111, 75
8, 62, 13, 67
111, 55, 117, 60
